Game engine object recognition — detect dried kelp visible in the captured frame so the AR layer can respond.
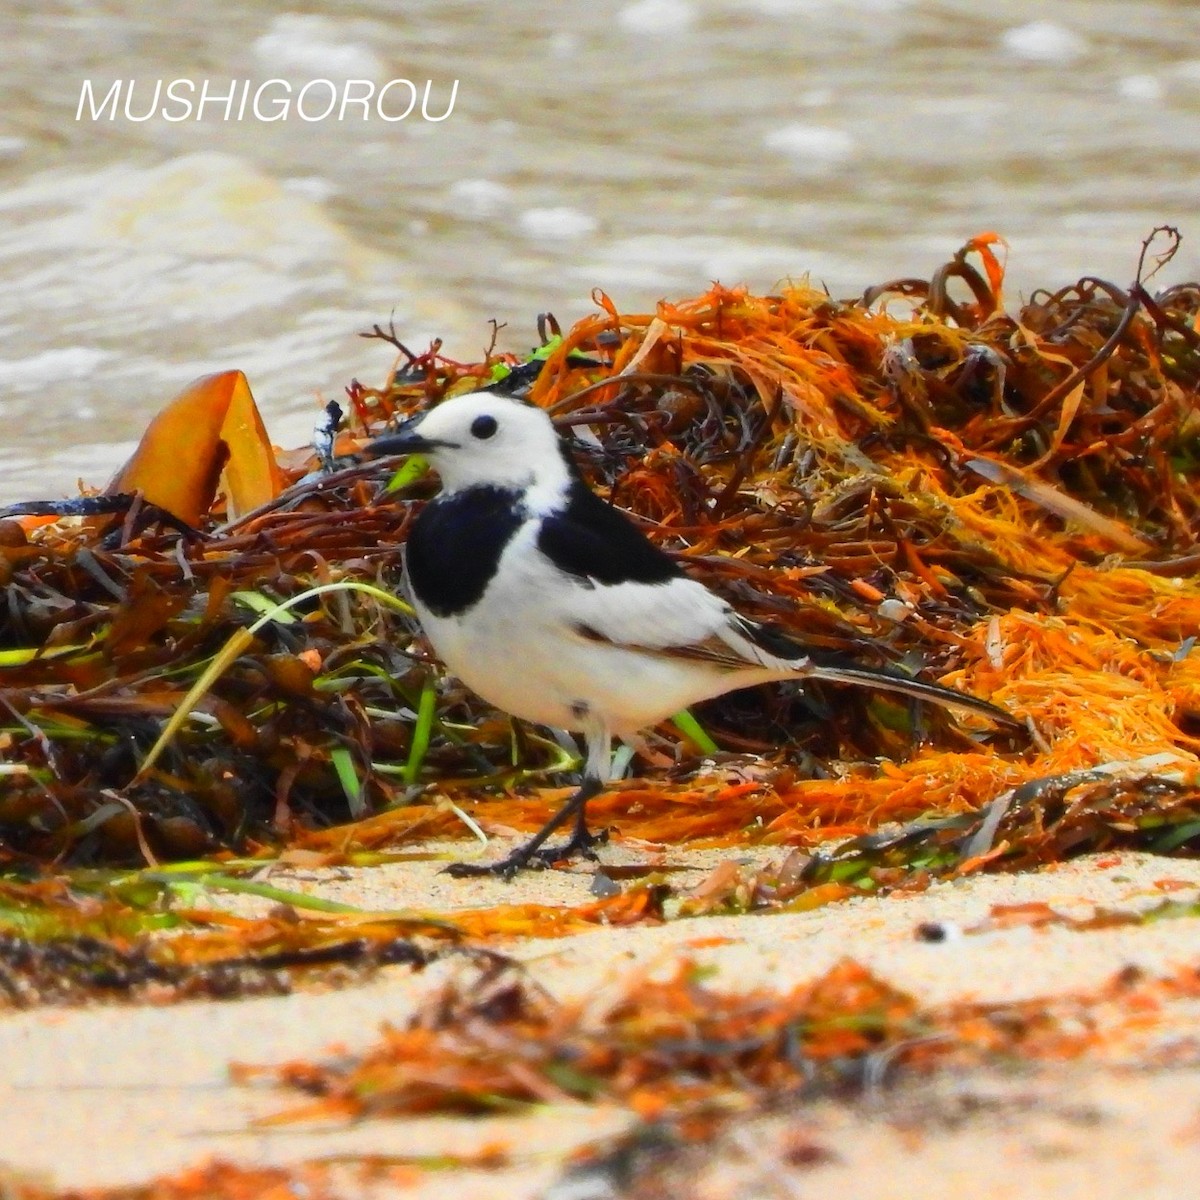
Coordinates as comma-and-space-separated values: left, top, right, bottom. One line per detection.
20, 1162, 345, 1200
237, 950, 1200, 1128
0, 231, 1198, 878
0, 932, 423, 1007
0, 871, 442, 1005
0, 870, 664, 997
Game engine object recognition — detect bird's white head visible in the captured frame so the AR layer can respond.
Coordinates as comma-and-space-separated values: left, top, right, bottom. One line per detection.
369, 392, 572, 496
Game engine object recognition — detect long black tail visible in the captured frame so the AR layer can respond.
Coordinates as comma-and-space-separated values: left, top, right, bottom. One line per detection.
734, 615, 1020, 729
806, 653, 1021, 729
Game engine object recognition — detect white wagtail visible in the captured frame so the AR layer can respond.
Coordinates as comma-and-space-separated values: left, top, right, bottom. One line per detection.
369, 391, 1019, 877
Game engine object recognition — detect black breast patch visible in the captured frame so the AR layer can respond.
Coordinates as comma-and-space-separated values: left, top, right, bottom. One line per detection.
406, 486, 525, 617
536, 480, 682, 587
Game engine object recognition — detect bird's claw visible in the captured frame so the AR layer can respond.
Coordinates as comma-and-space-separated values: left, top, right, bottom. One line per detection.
443, 825, 609, 880
528, 824, 609, 867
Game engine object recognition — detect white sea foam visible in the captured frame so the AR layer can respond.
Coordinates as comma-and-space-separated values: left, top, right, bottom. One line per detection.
617, 0, 697, 35
253, 13, 386, 80
1001, 21, 1089, 65
0, 346, 112, 391
448, 179, 513, 219
1117, 74, 1164, 102
517, 206, 599, 240
762, 124, 855, 175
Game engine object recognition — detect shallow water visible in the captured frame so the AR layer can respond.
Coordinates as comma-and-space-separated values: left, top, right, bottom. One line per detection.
0, 0, 1197, 503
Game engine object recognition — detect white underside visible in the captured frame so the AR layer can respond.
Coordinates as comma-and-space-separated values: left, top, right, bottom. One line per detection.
413, 520, 798, 742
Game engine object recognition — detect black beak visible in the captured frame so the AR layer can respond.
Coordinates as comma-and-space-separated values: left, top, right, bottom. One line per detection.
364, 418, 452, 459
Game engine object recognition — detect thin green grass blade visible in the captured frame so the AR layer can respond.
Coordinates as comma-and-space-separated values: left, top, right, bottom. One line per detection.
0, 643, 92, 668
402, 673, 438, 785
232, 590, 299, 623
672, 708, 720, 755
136, 581, 414, 778
331, 746, 367, 818
386, 454, 428, 493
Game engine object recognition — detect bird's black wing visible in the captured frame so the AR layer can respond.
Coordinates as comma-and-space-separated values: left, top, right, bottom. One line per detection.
536, 480, 682, 586
537, 486, 1019, 729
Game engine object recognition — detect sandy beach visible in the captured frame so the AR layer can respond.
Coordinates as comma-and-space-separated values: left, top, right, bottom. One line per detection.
2, 846, 1199, 1197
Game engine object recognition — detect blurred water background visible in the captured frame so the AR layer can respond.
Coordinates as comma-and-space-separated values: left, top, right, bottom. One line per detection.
0, 0, 1197, 502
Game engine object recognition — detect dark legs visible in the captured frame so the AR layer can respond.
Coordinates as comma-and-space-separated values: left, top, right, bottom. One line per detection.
443, 774, 606, 880
444, 720, 613, 880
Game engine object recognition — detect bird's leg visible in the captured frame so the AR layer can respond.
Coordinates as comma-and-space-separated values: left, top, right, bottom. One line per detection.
444, 721, 612, 880
526, 774, 610, 867
443, 775, 604, 879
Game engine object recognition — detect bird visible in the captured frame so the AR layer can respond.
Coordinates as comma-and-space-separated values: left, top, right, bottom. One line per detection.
367, 390, 1020, 878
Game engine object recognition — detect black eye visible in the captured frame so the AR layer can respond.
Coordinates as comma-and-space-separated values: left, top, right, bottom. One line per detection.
470, 414, 498, 440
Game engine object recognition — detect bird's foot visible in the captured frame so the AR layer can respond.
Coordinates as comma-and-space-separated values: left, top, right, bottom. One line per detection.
443, 774, 606, 880
445, 825, 609, 880
528, 823, 609, 868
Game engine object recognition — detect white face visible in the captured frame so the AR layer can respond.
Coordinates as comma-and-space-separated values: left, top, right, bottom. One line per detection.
408, 391, 570, 495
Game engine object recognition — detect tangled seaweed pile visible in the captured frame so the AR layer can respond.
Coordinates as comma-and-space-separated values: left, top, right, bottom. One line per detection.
1, 230, 1199, 884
